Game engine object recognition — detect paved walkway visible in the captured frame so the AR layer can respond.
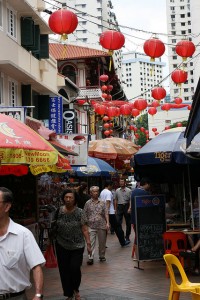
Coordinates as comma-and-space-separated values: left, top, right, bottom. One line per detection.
27, 232, 196, 300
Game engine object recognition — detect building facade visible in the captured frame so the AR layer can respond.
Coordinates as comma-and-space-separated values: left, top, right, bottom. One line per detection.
166, 0, 198, 102
121, 52, 166, 104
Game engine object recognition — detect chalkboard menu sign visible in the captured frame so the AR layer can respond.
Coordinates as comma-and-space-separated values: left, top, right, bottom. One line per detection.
135, 195, 166, 261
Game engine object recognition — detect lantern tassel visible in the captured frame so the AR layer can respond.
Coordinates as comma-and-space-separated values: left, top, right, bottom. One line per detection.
108, 50, 113, 72
62, 44, 67, 60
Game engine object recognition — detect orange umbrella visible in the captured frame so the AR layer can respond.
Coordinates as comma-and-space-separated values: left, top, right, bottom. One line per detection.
89, 137, 139, 160
0, 114, 71, 175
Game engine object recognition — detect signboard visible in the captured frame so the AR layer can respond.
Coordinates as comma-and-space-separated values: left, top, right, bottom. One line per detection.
63, 109, 76, 134
135, 194, 166, 261
56, 134, 88, 166
0, 107, 26, 122
49, 97, 63, 134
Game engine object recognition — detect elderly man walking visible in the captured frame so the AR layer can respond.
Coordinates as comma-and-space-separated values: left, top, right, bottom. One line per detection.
83, 186, 109, 265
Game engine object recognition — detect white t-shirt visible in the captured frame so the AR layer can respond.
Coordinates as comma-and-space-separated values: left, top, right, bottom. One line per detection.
100, 189, 115, 215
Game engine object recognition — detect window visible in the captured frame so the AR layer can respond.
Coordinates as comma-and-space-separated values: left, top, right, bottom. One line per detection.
181, 23, 185, 26
170, 6, 175, 11
180, 14, 185, 18
0, 0, 2, 29
180, 6, 185, 9
184, 88, 189, 92
0, 74, 3, 105
8, 78, 18, 107
172, 39, 176, 43
171, 31, 176, 35
7, 6, 17, 39
173, 55, 177, 59
181, 30, 186, 34
188, 29, 191, 33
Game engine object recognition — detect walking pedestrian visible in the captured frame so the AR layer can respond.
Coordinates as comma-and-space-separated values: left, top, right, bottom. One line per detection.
0, 187, 45, 300
115, 179, 132, 242
83, 186, 109, 265
100, 181, 130, 247
54, 189, 92, 300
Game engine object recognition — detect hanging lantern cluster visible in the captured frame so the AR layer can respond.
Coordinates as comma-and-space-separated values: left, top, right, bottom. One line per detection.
102, 115, 113, 136
48, 8, 78, 41
100, 74, 113, 101
99, 30, 125, 71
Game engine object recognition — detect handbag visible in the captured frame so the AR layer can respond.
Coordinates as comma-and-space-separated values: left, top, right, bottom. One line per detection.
44, 244, 58, 268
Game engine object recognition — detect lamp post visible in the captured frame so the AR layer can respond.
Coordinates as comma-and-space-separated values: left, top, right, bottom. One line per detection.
82, 99, 91, 135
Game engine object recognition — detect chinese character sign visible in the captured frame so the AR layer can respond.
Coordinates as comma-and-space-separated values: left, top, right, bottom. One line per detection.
49, 97, 63, 134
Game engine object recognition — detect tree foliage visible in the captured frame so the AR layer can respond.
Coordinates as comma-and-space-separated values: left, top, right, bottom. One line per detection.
134, 113, 148, 147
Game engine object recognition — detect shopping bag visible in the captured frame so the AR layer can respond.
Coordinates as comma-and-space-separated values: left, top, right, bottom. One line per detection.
44, 244, 58, 268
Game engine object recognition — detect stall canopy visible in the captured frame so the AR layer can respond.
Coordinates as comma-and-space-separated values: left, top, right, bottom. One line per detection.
69, 157, 117, 177
185, 77, 200, 147
0, 114, 71, 176
134, 128, 200, 182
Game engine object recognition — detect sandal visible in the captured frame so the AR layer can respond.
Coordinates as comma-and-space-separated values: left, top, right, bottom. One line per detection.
74, 291, 81, 300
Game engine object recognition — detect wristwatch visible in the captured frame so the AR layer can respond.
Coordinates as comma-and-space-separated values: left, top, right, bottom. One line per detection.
35, 294, 43, 298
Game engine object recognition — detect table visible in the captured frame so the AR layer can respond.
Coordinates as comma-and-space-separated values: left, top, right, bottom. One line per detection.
167, 222, 191, 230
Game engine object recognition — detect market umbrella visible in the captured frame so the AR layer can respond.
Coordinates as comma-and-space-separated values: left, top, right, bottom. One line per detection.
89, 137, 139, 160
134, 128, 200, 225
69, 157, 117, 177
0, 114, 71, 176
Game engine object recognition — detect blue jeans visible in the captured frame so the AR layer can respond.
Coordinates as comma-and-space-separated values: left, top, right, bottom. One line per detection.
117, 203, 131, 240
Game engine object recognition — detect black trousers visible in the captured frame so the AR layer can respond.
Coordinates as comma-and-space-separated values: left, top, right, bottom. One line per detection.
109, 214, 126, 246
55, 242, 84, 297
117, 203, 131, 239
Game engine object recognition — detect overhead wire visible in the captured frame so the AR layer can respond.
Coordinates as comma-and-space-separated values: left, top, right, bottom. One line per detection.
41, 0, 200, 101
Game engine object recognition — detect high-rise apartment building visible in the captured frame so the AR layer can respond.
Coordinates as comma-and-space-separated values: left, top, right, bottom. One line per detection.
64, 0, 123, 77
121, 52, 166, 103
166, 0, 198, 102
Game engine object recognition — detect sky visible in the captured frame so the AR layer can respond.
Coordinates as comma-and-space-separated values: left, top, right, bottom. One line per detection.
111, 0, 168, 52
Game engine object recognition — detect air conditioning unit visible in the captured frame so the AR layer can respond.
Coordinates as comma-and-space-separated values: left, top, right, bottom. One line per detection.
37, 0, 45, 12
39, 60, 49, 72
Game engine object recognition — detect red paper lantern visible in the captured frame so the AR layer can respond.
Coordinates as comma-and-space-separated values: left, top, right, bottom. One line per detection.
48, 9, 78, 40
151, 87, 166, 100
174, 97, 183, 105
103, 123, 110, 129
143, 38, 165, 61
120, 104, 131, 116
151, 100, 160, 108
131, 109, 140, 117
148, 107, 157, 116
109, 129, 113, 134
107, 107, 117, 118
165, 126, 170, 130
101, 85, 108, 91
171, 69, 188, 85
99, 30, 125, 52
187, 105, 191, 110
134, 99, 148, 111
102, 115, 110, 122
152, 128, 157, 132
155, 131, 159, 136
175, 40, 195, 61
104, 130, 110, 136
107, 85, 113, 92
109, 122, 113, 127
106, 94, 112, 101
177, 122, 182, 127
96, 105, 107, 115
129, 125, 135, 131
161, 103, 171, 111
102, 93, 108, 99
77, 99, 86, 105
140, 127, 145, 133
135, 133, 139, 139
99, 74, 109, 82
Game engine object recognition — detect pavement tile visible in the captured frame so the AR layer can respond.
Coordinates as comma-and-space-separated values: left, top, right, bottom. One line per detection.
27, 231, 197, 300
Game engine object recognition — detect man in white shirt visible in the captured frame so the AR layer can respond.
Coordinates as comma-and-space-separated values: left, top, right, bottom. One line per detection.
100, 181, 130, 247
0, 187, 45, 300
